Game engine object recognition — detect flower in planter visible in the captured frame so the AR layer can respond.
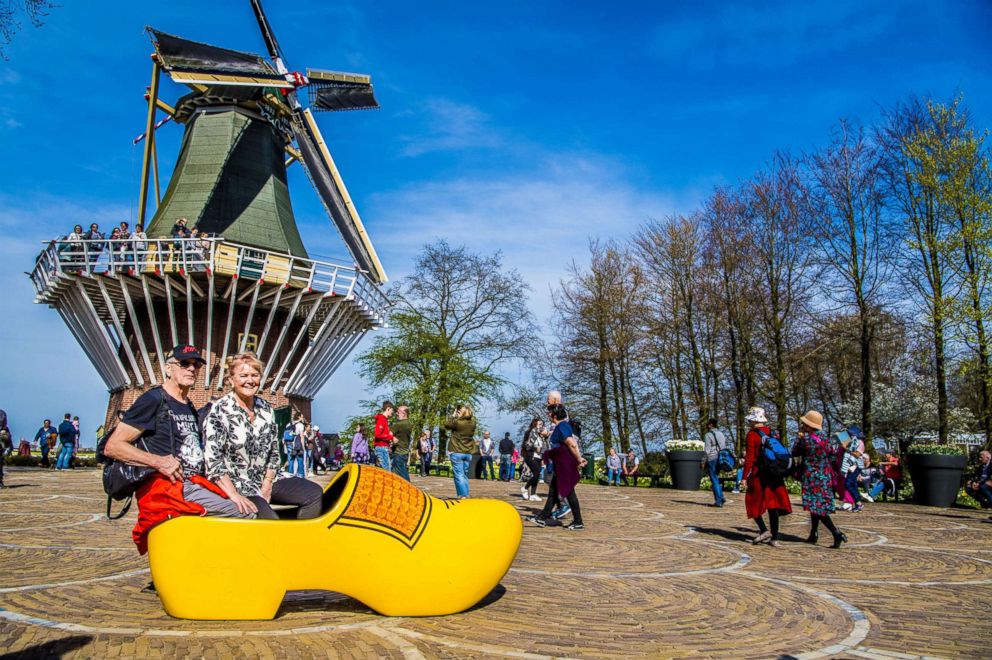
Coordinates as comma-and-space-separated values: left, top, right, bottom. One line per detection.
907, 442, 966, 456
665, 439, 704, 452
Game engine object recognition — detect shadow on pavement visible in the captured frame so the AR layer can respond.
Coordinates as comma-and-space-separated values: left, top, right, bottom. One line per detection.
0, 634, 93, 659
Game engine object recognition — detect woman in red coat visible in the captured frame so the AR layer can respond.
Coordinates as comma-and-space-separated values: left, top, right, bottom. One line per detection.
743, 406, 792, 546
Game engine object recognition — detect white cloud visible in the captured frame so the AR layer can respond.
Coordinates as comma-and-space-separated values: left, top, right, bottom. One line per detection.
398, 97, 501, 157
364, 151, 697, 310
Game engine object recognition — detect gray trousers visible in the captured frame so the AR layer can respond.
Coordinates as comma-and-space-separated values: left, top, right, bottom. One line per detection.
182, 482, 255, 519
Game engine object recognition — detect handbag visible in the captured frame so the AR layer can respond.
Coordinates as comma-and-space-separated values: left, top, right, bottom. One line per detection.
100, 389, 176, 519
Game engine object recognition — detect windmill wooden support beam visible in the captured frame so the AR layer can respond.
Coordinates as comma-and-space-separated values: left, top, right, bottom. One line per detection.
137, 56, 161, 228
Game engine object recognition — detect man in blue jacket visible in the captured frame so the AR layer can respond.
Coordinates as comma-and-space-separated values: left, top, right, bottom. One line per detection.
56, 414, 76, 470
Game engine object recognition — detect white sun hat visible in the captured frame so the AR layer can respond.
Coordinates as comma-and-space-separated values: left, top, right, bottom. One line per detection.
744, 406, 768, 424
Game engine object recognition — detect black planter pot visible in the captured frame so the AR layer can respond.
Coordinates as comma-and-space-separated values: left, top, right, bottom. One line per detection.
667, 450, 706, 491
907, 453, 967, 508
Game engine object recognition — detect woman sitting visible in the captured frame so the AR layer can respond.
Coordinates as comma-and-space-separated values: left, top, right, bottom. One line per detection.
203, 352, 323, 519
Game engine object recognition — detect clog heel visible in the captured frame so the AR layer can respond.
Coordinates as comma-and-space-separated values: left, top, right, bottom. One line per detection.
147, 464, 523, 619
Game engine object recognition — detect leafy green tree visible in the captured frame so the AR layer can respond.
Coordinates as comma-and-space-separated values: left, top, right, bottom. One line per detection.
356, 241, 535, 458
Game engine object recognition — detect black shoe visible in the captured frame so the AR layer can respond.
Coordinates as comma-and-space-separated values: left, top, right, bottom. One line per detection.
141, 581, 157, 593
564, 522, 584, 530
805, 531, 818, 545
831, 531, 847, 549
525, 515, 547, 527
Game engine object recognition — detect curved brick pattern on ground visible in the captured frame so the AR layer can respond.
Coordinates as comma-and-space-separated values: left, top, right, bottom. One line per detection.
0, 548, 148, 588
1, 577, 381, 632
826, 583, 985, 659
400, 573, 849, 659
512, 535, 740, 574
1, 468, 990, 658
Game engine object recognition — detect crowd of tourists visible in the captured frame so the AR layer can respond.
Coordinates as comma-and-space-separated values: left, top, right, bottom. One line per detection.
24, 414, 82, 470
55, 218, 213, 271
9, 346, 986, 555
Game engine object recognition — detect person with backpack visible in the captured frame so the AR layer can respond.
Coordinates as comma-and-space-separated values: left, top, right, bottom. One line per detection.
792, 410, 846, 549
742, 406, 792, 546
104, 345, 248, 555
703, 418, 731, 507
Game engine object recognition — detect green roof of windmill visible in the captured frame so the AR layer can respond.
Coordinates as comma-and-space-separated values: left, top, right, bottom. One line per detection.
140, 17, 389, 281
146, 109, 308, 258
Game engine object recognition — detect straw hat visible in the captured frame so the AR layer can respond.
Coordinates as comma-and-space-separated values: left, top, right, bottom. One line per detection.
799, 410, 823, 430
744, 406, 768, 424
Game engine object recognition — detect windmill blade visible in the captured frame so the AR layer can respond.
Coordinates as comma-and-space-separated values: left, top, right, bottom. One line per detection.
307, 69, 379, 112
249, 0, 285, 67
148, 28, 292, 88
291, 108, 387, 284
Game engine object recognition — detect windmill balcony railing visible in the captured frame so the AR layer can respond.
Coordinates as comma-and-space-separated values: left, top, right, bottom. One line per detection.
31, 236, 390, 311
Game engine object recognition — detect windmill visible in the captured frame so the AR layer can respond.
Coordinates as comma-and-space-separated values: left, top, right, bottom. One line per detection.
28, 0, 391, 427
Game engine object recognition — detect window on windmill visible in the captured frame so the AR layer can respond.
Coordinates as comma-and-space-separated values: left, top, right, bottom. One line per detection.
238, 332, 259, 353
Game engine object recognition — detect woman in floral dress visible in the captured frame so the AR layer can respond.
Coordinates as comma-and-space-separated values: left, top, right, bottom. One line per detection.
792, 410, 846, 549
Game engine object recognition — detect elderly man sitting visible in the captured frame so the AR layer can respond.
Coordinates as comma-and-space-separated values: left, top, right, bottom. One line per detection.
966, 451, 992, 509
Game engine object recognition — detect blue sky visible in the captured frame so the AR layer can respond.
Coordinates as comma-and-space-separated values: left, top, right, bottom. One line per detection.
0, 0, 990, 445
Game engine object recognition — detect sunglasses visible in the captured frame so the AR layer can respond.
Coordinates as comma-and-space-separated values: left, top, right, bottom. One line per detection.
169, 360, 202, 370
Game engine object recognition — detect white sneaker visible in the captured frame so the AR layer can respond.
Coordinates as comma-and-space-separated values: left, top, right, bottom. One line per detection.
841, 502, 853, 511
861, 494, 874, 503
521, 486, 529, 499
529, 495, 543, 502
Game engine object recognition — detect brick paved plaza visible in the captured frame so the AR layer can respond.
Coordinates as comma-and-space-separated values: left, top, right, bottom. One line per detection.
0, 467, 989, 659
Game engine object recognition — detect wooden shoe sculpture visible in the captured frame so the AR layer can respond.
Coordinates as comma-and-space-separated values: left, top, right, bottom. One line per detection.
146, 464, 523, 619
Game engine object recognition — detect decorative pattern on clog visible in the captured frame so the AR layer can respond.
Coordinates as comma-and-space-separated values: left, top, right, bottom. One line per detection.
334, 466, 431, 549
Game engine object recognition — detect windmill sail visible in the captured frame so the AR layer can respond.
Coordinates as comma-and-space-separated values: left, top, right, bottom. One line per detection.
291, 108, 387, 283
149, 28, 291, 88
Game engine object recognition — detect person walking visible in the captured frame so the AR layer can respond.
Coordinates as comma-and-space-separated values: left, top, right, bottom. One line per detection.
498, 432, 515, 481
792, 410, 847, 548
479, 431, 496, 480
520, 418, 545, 500
34, 419, 55, 468
55, 413, 76, 470
444, 405, 477, 498
418, 431, 433, 476
373, 401, 395, 472
527, 404, 586, 530
703, 418, 730, 507
0, 410, 10, 489
391, 405, 413, 481
743, 407, 792, 547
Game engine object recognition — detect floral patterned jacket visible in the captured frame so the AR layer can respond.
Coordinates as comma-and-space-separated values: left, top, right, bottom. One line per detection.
203, 393, 280, 497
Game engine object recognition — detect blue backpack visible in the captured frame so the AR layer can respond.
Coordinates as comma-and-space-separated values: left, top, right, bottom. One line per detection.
756, 430, 792, 477
717, 447, 736, 472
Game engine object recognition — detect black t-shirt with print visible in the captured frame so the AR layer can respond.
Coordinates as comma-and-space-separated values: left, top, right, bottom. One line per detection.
122, 387, 205, 476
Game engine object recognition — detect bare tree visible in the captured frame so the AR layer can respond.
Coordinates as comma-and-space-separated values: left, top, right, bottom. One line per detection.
747, 154, 817, 439
807, 120, 891, 451
0, 0, 56, 59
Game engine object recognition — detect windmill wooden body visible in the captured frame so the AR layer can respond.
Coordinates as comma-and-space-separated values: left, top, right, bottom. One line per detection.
28, 1, 390, 426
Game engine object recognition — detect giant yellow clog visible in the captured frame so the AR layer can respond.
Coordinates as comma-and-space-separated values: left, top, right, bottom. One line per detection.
146, 464, 522, 619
